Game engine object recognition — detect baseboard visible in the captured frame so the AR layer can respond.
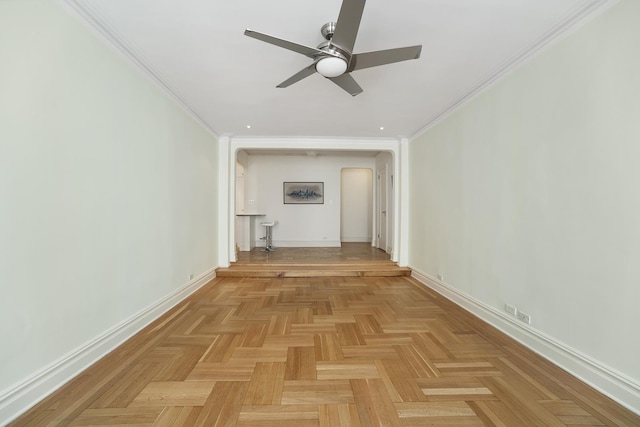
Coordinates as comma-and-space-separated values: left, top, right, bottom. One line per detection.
254, 240, 342, 248
410, 268, 640, 416
0, 268, 217, 425
341, 237, 373, 243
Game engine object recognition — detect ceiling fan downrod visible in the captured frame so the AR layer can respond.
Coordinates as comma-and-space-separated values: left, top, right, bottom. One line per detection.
321, 22, 337, 40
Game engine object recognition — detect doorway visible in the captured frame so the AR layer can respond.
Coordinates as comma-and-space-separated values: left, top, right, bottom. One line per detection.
377, 167, 388, 252
340, 168, 373, 244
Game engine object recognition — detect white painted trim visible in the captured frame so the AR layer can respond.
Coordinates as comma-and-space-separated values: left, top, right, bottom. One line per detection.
396, 139, 409, 266
375, 165, 387, 253
409, 268, 640, 416
0, 269, 217, 426
227, 137, 404, 267
254, 240, 342, 248
229, 136, 400, 146
408, 0, 619, 141
219, 136, 231, 267
60, 0, 219, 139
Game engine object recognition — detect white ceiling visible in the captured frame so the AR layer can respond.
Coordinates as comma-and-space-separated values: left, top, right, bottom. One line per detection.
66, 0, 611, 140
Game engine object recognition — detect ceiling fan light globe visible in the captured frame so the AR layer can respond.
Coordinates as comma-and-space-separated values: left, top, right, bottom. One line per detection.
316, 57, 347, 78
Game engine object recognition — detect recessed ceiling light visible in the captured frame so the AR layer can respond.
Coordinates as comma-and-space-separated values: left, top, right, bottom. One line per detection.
246, 125, 251, 129
379, 126, 385, 131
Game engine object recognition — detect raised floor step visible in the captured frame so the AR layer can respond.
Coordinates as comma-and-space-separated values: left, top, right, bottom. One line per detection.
215, 262, 411, 278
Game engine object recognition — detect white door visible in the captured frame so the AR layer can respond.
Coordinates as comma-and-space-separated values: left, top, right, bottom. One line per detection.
377, 167, 387, 252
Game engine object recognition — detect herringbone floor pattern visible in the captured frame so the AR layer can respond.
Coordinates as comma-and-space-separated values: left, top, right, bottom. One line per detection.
10, 248, 640, 425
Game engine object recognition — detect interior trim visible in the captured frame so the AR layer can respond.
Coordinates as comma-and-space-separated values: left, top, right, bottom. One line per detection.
408, 0, 618, 141
410, 267, 640, 416
0, 268, 217, 425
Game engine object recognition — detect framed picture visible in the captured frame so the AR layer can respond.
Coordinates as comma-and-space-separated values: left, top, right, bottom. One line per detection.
283, 182, 324, 204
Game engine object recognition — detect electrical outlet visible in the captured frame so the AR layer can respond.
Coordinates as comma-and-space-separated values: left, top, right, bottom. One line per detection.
437, 274, 444, 281
189, 273, 194, 280
517, 311, 532, 325
504, 304, 517, 316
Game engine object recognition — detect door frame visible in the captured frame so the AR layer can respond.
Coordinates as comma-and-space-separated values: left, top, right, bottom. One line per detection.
376, 166, 388, 252
222, 137, 408, 267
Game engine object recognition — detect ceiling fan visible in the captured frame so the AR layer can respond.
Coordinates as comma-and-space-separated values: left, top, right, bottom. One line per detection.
244, 0, 422, 96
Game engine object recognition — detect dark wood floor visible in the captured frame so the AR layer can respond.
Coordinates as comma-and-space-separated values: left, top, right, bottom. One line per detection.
10, 244, 640, 426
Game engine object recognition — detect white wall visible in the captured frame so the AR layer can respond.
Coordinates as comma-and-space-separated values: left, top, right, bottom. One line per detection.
0, 1, 218, 422
245, 154, 376, 247
409, 0, 640, 412
341, 169, 373, 243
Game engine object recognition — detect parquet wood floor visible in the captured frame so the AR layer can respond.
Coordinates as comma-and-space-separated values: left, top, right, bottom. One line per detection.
10, 246, 639, 426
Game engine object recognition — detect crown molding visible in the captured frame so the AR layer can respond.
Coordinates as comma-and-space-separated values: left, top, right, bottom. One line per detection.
61, 0, 219, 139
409, 0, 619, 142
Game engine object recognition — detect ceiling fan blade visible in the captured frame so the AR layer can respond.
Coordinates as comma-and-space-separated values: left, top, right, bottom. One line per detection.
244, 29, 323, 58
277, 63, 318, 88
331, 0, 366, 53
350, 45, 422, 71
329, 73, 363, 96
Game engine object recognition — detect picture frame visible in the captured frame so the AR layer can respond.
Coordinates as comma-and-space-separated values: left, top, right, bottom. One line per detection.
283, 182, 324, 204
